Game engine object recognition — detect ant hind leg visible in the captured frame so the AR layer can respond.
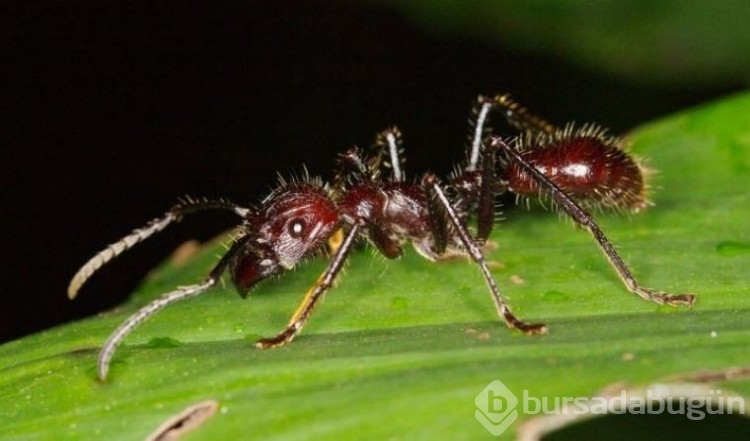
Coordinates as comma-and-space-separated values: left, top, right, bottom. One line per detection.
489, 137, 695, 307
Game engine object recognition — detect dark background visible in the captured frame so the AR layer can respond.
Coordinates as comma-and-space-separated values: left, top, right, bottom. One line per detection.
3, 1, 744, 343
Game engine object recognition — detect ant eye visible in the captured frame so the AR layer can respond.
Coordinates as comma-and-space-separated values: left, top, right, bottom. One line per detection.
288, 219, 307, 238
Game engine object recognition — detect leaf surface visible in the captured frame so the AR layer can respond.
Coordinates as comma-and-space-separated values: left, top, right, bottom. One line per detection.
2, 92, 749, 440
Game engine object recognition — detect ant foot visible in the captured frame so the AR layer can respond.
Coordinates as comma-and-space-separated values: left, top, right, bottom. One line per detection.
503, 310, 549, 335
638, 287, 696, 308
255, 327, 296, 349
516, 322, 549, 336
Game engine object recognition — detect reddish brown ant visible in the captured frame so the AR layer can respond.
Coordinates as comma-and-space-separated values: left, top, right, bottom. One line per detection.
69, 94, 695, 381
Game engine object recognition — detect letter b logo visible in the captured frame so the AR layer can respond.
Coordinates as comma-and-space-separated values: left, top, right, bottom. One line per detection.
475, 380, 519, 436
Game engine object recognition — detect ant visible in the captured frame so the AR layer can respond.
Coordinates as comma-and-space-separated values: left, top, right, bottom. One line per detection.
69, 94, 695, 381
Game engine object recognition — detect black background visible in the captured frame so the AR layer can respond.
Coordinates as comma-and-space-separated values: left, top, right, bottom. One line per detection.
3, 1, 742, 343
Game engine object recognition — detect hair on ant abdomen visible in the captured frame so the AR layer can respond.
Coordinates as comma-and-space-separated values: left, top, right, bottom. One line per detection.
69, 94, 695, 381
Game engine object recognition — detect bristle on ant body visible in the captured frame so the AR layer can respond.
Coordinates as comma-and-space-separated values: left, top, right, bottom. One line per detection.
69, 94, 695, 381
505, 124, 650, 212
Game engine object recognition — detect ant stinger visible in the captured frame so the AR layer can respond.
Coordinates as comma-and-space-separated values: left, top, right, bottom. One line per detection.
69, 94, 695, 381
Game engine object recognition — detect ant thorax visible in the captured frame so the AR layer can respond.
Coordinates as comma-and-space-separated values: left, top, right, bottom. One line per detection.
339, 181, 451, 261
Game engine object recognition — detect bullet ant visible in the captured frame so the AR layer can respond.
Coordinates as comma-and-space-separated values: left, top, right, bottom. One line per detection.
69, 95, 695, 381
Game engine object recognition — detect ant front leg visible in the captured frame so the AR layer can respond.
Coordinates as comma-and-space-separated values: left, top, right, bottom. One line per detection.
423, 173, 547, 335
489, 137, 695, 307
255, 223, 362, 349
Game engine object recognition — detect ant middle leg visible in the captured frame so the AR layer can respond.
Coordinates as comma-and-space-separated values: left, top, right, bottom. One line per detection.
423, 173, 548, 335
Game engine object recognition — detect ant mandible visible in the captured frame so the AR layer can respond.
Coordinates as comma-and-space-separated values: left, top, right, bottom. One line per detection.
69, 95, 695, 381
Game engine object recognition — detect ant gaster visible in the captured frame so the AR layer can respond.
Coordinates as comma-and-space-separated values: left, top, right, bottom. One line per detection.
69, 95, 695, 381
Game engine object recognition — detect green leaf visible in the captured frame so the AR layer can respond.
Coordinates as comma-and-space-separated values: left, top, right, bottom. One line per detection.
380, 0, 750, 86
2, 92, 749, 440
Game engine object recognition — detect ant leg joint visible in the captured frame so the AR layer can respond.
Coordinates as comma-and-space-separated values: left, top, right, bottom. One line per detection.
421, 173, 439, 186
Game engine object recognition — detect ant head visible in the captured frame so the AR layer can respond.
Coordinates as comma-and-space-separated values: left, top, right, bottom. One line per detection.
230, 182, 340, 296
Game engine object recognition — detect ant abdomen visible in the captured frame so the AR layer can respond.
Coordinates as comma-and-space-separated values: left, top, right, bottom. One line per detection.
503, 126, 649, 212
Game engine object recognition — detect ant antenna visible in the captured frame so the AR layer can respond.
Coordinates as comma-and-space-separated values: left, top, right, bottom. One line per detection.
97, 236, 247, 380
98, 280, 215, 380
68, 198, 249, 299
